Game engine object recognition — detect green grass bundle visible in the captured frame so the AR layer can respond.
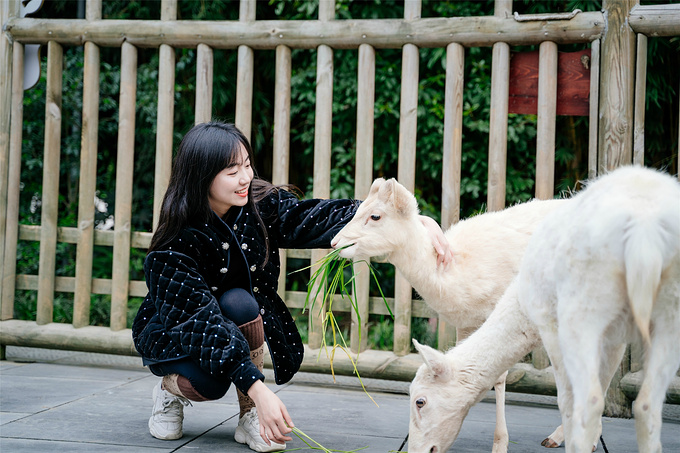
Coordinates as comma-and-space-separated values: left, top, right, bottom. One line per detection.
291, 246, 389, 403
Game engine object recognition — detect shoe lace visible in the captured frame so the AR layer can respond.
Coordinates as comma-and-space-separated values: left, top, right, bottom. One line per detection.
242, 408, 260, 429
157, 393, 191, 416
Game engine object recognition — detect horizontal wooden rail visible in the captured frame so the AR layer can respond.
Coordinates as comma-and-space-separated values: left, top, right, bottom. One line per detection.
19, 224, 151, 248
299, 347, 560, 396
629, 4, 680, 36
15, 274, 148, 297
4, 13, 604, 49
12, 273, 438, 318
0, 320, 556, 392
17, 225, 391, 264
284, 291, 439, 318
3, 319, 679, 403
620, 369, 680, 405
17, 225, 429, 312
0, 320, 138, 356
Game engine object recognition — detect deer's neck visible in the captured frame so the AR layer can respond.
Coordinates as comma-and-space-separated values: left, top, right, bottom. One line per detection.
387, 221, 441, 293
451, 284, 540, 393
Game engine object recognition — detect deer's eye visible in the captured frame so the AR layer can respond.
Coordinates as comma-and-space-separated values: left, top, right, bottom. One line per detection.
370, 214, 381, 221
415, 397, 426, 409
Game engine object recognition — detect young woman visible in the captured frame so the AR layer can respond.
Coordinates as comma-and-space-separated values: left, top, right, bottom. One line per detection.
132, 121, 452, 452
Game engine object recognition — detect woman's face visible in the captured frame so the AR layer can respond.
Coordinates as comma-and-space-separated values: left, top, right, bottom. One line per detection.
208, 144, 254, 217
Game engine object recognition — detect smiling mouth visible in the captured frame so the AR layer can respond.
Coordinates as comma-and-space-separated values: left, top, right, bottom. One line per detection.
236, 188, 248, 197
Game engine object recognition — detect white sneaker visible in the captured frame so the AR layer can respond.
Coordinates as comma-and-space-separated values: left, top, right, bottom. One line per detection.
235, 407, 287, 452
148, 380, 190, 440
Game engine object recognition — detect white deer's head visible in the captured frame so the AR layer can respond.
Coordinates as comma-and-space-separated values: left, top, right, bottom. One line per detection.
331, 177, 419, 259
408, 339, 486, 453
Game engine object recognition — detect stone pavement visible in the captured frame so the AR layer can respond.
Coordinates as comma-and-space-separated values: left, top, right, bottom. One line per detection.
1, 346, 678, 452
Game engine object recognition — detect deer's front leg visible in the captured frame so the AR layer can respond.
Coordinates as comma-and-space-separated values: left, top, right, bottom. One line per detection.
492, 371, 509, 453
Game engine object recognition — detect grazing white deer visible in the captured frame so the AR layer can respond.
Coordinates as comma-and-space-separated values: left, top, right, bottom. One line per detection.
518, 166, 680, 453
331, 177, 567, 452
409, 280, 539, 453
406, 271, 604, 452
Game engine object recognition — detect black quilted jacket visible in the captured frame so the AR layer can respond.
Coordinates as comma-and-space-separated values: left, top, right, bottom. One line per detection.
132, 189, 358, 394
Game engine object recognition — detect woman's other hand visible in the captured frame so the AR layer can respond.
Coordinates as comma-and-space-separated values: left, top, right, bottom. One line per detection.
247, 380, 294, 445
419, 215, 453, 269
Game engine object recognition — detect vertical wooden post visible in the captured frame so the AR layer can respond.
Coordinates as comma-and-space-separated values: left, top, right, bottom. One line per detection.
532, 42, 556, 366
272, 46, 291, 186
2, 39, 23, 321
350, 43, 375, 354
37, 41, 64, 325
153, 0, 177, 230
598, 0, 636, 173
309, 0, 335, 350
438, 42, 464, 351
195, 43, 214, 125
588, 39, 601, 179
394, 0, 421, 357
633, 34, 647, 166
487, 0, 512, 212
236, 0, 256, 140
273, 44, 291, 298
531, 37, 556, 387
110, 42, 138, 331
600, 0, 637, 418
441, 42, 464, 230
534, 41, 557, 201
0, 0, 19, 324
73, 0, 102, 328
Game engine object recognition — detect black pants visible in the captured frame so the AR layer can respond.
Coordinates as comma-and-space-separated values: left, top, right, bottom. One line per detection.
149, 288, 259, 399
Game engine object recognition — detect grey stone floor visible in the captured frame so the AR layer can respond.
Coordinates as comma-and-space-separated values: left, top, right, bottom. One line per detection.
1, 346, 678, 452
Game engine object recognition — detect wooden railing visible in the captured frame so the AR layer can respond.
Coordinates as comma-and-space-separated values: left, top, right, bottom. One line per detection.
1, 0, 679, 418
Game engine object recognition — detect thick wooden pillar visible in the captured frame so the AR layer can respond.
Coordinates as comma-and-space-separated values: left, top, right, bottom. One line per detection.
599, 0, 637, 418
0, 0, 20, 328
597, 0, 637, 173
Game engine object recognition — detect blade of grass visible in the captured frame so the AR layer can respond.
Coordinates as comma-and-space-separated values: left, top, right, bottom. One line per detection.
365, 259, 391, 317
326, 312, 378, 406
290, 426, 368, 452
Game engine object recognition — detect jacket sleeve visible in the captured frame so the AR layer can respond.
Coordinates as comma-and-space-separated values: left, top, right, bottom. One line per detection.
145, 250, 264, 393
266, 190, 359, 249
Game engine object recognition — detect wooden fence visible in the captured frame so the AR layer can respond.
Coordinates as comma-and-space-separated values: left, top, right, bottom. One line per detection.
1, 0, 679, 418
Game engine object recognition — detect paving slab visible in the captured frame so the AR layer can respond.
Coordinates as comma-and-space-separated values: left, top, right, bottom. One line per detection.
1, 347, 678, 453
0, 438, 172, 453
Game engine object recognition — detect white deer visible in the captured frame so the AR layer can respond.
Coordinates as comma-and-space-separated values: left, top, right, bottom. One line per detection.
406, 260, 603, 452
409, 280, 539, 453
518, 166, 680, 453
331, 177, 567, 452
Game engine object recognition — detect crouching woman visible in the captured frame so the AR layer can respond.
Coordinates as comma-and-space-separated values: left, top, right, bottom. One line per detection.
132, 121, 451, 452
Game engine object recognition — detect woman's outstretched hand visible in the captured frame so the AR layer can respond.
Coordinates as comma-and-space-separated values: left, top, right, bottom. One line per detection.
247, 380, 294, 445
419, 215, 454, 269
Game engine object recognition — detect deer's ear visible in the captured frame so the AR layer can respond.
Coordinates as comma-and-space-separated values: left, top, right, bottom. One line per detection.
377, 178, 395, 202
391, 180, 418, 216
413, 339, 451, 381
368, 178, 385, 197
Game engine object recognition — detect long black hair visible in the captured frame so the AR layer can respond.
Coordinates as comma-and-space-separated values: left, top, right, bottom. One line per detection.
148, 122, 282, 262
